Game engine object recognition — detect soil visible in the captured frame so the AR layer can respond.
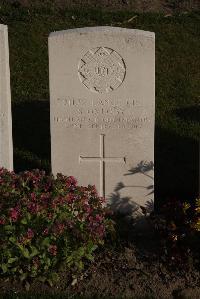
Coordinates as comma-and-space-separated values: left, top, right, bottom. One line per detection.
1, 217, 200, 299
4, 0, 200, 13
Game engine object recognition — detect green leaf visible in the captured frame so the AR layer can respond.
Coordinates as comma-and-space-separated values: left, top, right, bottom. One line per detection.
11, 267, 17, 273
86, 254, 94, 261
1, 264, 8, 273
18, 246, 30, 259
87, 241, 98, 253
4, 225, 15, 232
21, 218, 28, 225
45, 257, 51, 267
78, 247, 85, 257
30, 271, 37, 278
9, 237, 16, 244
20, 273, 27, 282
8, 257, 18, 264
30, 246, 39, 258
41, 237, 51, 247
77, 260, 84, 270
49, 272, 59, 283
26, 213, 31, 221
87, 244, 98, 254
17, 244, 24, 251
22, 248, 30, 259
47, 279, 53, 287
66, 256, 73, 264
38, 276, 46, 283
91, 245, 98, 251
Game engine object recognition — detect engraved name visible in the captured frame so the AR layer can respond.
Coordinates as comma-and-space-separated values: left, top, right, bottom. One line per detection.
56, 97, 135, 107
54, 97, 149, 130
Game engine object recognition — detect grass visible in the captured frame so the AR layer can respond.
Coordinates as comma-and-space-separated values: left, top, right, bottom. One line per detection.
0, 3, 199, 201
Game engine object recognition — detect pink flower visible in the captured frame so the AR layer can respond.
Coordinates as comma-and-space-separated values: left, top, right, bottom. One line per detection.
30, 193, 36, 201
96, 224, 105, 238
9, 207, 20, 222
28, 202, 40, 214
19, 229, 34, 244
48, 245, 57, 256
53, 223, 65, 236
43, 228, 49, 236
100, 196, 106, 204
66, 176, 77, 188
66, 193, 75, 203
27, 228, 34, 239
40, 192, 50, 201
89, 216, 94, 222
90, 185, 98, 195
83, 204, 92, 214
44, 183, 51, 192
51, 200, 57, 209
66, 220, 74, 229
48, 213, 53, 220
80, 186, 87, 192
95, 214, 103, 222
32, 257, 40, 269
0, 218, 5, 225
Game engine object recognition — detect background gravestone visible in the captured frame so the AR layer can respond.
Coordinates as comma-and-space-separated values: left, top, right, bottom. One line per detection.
49, 27, 155, 215
0, 24, 13, 171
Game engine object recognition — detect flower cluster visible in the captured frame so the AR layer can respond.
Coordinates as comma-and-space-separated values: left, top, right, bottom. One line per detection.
151, 197, 200, 267
0, 168, 114, 285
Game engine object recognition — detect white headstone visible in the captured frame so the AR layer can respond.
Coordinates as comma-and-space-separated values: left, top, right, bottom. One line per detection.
0, 24, 13, 170
49, 27, 155, 215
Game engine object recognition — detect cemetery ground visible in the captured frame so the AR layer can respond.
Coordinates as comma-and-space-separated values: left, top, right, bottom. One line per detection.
3, 0, 200, 14
0, 2, 200, 299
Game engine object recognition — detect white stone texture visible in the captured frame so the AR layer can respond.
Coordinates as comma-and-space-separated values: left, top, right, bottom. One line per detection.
0, 24, 13, 170
49, 27, 155, 215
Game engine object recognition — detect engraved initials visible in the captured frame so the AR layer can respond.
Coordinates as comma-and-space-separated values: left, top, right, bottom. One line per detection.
95, 66, 109, 76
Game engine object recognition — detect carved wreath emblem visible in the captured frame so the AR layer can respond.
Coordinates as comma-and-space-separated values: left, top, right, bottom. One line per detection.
78, 47, 126, 94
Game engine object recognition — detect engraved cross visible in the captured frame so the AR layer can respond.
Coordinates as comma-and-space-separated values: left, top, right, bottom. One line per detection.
79, 134, 126, 197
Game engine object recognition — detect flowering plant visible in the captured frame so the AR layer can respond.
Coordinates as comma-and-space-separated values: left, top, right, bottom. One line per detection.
151, 197, 200, 266
0, 168, 114, 287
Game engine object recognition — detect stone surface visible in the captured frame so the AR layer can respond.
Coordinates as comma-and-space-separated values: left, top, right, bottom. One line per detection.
0, 24, 13, 170
49, 27, 155, 215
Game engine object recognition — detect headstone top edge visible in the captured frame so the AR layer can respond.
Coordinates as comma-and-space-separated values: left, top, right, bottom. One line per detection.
49, 26, 155, 39
0, 24, 8, 31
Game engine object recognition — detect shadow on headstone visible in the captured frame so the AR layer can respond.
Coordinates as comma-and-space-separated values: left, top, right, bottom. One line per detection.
108, 160, 154, 216
12, 99, 51, 173
109, 126, 198, 215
